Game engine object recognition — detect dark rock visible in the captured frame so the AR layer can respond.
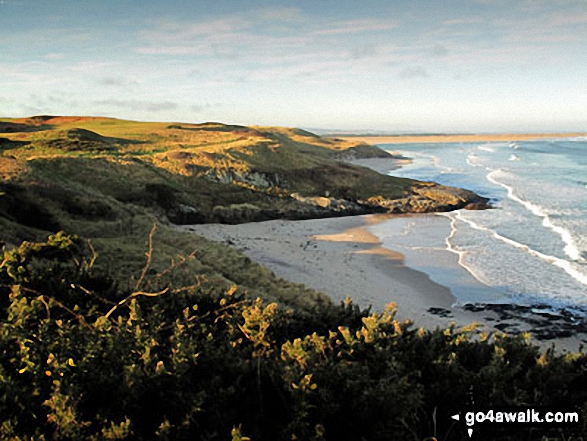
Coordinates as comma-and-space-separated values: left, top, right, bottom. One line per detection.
459, 302, 587, 340
464, 201, 490, 210
428, 307, 453, 318
167, 204, 206, 224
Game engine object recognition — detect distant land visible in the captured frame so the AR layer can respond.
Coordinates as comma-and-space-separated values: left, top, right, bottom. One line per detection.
333, 132, 587, 144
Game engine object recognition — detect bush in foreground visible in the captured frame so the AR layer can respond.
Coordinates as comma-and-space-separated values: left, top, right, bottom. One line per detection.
1, 232, 586, 440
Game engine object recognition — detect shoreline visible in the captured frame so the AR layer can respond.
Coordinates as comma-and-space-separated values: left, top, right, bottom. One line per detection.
179, 213, 587, 352
179, 150, 587, 352
179, 215, 457, 326
337, 133, 587, 145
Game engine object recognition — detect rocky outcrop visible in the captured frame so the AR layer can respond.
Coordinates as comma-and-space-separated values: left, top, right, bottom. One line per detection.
290, 193, 368, 215
167, 203, 206, 224
192, 183, 489, 225
206, 169, 282, 189
333, 143, 393, 161
361, 184, 489, 213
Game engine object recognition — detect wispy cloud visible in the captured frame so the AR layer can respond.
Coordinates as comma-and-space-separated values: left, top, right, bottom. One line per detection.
430, 43, 449, 57
442, 17, 484, 26
255, 7, 304, 22
550, 11, 587, 26
190, 103, 213, 113
68, 61, 118, 73
136, 12, 398, 60
313, 19, 397, 35
97, 76, 129, 87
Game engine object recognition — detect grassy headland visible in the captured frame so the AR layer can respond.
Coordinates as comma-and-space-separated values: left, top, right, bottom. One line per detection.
0, 115, 487, 270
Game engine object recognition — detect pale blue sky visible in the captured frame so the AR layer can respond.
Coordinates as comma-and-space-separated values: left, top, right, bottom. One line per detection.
1, 0, 586, 132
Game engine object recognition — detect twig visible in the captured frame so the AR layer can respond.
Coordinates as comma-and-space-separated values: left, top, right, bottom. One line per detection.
75, 284, 115, 305
190, 299, 249, 322
37, 295, 50, 320
145, 248, 197, 291
19, 286, 91, 328
134, 223, 157, 292
104, 287, 170, 319
87, 240, 98, 270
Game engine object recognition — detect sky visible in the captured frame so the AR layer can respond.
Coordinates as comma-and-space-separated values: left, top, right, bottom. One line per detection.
1, 0, 586, 133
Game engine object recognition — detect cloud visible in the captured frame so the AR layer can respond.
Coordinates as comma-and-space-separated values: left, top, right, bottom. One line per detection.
68, 61, 118, 73
256, 7, 304, 22
171, 17, 250, 38
442, 17, 484, 26
136, 14, 398, 60
314, 19, 397, 36
190, 103, 213, 113
30, 93, 65, 105
348, 44, 379, 60
398, 66, 429, 79
550, 12, 587, 26
12, 93, 80, 117
94, 99, 179, 112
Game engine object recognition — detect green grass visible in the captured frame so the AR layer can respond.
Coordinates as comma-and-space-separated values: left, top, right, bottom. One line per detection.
1, 115, 480, 311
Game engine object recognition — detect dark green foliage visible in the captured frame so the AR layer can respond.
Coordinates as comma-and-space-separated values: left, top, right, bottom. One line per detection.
0, 183, 61, 232
1, 234, 586, 440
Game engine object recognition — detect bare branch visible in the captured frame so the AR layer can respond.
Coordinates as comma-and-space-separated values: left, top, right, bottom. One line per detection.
145, 248, 197, 291
104, 287, 170, 320
135, 223, 157, 292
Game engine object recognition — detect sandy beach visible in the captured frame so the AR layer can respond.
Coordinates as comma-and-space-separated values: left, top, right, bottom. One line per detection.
338, 132, 587, 145
181, 215, 457, 327
180, 212, 587, 352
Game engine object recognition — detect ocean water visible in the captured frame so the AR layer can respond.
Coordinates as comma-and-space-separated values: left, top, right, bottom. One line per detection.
374, 138, 587, 312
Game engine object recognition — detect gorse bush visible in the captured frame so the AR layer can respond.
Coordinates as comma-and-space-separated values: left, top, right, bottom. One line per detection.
1, 231, 586, 440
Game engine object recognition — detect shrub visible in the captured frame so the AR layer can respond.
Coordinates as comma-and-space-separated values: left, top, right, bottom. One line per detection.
1, 232, 586, 440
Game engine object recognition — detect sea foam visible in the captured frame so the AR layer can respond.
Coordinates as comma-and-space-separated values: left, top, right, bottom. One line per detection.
487, 169, 584, 262
382, 138, 587, 309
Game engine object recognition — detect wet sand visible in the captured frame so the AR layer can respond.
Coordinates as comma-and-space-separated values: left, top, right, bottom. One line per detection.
179, 214, 586, 352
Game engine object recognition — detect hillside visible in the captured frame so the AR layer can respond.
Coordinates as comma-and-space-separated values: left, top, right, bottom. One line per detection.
0, 115, 486, 238
0, 115, 486, 308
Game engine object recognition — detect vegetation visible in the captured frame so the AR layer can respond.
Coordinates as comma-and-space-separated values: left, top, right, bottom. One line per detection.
1, 233, 586, 440
1, 116, 483, 247
2, 116, 581, 440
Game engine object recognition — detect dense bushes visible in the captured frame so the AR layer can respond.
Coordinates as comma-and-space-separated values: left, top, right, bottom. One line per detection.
1, 233, 586, 440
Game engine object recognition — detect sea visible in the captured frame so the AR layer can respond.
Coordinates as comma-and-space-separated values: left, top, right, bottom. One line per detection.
368, 138, 587, 313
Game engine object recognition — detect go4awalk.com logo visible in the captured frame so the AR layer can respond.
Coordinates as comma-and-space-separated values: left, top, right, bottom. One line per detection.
451, 407, 581, 438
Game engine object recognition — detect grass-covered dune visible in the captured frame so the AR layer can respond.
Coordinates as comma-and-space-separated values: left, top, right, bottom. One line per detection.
0, 115, 487, 241
0, 115, 489, 299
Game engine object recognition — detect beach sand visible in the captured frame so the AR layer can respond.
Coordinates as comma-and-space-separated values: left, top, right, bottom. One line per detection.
179, 213, 586, 352
339, 133, 587, 145
181, 215, 455, 327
